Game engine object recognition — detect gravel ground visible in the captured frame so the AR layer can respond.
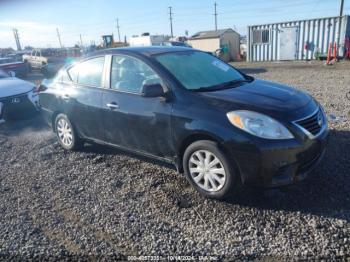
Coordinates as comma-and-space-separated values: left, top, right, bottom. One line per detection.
0, 61, 349, 260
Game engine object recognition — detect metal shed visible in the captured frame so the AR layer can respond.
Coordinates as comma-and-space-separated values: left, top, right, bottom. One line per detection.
247, 15, 350, 61
188, 28, 240, 62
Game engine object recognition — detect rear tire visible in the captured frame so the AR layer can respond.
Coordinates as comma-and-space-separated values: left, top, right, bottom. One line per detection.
183, 140, 241, 200
54, 114, 82, 150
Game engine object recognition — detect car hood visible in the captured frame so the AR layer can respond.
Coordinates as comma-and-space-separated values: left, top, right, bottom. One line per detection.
0, 77, 35, 98
198, 79, 316, 119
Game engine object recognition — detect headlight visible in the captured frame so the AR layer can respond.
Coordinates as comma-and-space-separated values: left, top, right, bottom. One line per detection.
226, 110, 294, 139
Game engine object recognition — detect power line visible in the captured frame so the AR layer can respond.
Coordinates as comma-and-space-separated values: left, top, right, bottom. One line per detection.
116, 18, 121, 42
56, 28, 63, 48
13, 28, 22, 51
214, 2, 218, 31
56, 0, 325, 35
169, 6, 173, 38
55, 2, 343, 37
11, 0, 344, 48
79, 34, 83, 47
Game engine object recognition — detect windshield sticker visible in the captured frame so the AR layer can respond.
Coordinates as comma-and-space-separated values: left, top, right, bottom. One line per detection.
212, 60, 230, 72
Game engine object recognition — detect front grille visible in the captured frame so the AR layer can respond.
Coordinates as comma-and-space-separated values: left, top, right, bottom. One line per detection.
0, 93, 33, 119
0, 93, 28, 104
295, 109, 323, 136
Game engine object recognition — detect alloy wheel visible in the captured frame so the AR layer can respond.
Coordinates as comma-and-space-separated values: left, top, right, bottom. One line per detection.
57, 118, 73, 147
188, 150, 227, 192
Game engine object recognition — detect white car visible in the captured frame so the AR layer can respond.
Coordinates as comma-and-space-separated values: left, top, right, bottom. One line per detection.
0, 70, 39, 123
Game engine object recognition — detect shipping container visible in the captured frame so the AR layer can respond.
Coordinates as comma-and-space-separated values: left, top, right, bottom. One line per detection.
247, 16, 350, 61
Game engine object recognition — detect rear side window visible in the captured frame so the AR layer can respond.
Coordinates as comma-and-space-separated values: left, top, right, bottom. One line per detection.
54, 69, 71, 83
68, 56, 105, 87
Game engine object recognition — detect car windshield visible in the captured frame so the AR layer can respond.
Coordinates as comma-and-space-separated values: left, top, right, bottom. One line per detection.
155, 51, 247, 91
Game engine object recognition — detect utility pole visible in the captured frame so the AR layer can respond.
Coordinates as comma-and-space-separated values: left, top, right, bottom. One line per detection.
337, 0, 344, 56
13, 29, 22, 51
116, 18, 121, 42
79, 34, 83, 47
214, 2, 218, 31
169, 6, 173, 38
56, 28, 63, 48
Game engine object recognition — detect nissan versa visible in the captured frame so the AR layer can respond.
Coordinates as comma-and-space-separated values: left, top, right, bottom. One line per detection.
39, 47, 328, 199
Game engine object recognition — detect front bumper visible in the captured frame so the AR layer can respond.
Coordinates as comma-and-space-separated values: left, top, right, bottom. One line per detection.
223, 125, 329, 188
0, 91, 39, 121
267, 143, 327, 187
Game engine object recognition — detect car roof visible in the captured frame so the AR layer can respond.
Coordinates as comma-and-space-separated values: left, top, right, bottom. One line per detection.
88, 46, 194, 58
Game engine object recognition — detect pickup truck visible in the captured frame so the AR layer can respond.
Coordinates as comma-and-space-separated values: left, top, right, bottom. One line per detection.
23, 49, 48, 69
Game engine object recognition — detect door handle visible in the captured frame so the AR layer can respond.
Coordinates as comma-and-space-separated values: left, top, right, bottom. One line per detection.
106, 102, 119, 110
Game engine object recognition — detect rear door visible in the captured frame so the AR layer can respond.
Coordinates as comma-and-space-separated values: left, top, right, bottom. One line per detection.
101, 54, 173, 158
65, 56, 106, 140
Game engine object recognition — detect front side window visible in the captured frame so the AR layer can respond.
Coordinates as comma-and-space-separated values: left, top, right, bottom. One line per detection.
68, 56, 105, 86
155, 51, 245, 91
110, 55, 161, 93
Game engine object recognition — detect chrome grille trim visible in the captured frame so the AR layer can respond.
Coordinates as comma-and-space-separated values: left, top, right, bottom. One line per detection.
293, 107, 327, 139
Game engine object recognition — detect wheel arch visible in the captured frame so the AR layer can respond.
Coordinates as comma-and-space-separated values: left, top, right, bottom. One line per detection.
51, 111, 75, 131
176, 132, 225, 173
51, 111, 61, 131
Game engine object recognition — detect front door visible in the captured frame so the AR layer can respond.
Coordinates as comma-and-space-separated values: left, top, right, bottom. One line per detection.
101, 54, 173, 158
279, 27, 298, 60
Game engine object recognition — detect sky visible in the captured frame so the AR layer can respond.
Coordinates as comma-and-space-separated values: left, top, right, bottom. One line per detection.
0, 0, 349, 49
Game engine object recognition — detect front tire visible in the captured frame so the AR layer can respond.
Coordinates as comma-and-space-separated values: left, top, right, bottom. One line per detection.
183, 140, 240, 200
55, 114, 82, 150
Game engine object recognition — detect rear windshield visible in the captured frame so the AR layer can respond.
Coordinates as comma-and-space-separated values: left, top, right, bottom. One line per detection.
155, 51, 245, 90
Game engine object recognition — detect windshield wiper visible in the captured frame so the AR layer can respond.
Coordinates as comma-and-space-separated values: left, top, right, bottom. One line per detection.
193, 79, 252, 92
217, 79, 251, 88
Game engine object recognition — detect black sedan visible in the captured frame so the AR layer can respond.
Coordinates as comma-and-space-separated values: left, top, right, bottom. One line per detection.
39, 47, 328, 199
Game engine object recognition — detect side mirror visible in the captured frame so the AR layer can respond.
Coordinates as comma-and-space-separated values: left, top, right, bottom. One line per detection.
35, 79, 49, 93
8, 71, 15, 77
141, 83, 165, 98
36, 84, 47, 93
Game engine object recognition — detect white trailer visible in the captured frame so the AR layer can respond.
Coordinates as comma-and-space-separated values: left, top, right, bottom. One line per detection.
129, 35, 166, 47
